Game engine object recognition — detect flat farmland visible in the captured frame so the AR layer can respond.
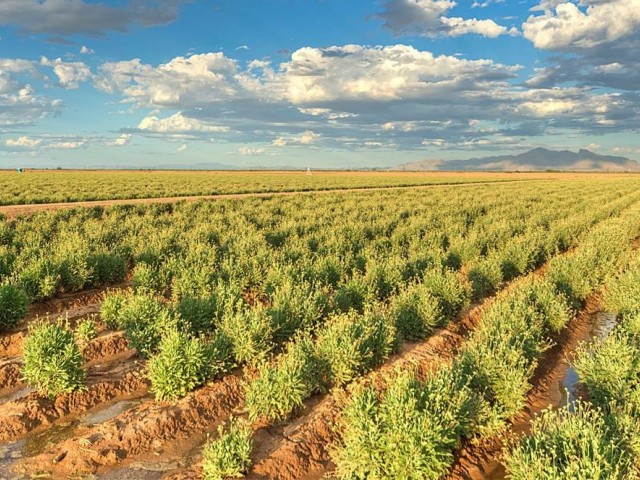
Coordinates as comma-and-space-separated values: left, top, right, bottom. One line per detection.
0, 169, 608, 207
1, 174, 640, 479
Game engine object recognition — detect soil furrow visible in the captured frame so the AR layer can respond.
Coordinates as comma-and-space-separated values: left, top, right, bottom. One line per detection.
16, 374, 243, 477
0, 365, 148, 443
0, 286, 127, 358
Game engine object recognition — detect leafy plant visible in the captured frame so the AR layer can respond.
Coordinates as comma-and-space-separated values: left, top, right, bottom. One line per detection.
504, 402, 638, 480
177, 295, 217, 335
100, 290, 127, 329
73, 317, 97, 351
87, 252, 127, 285
245, 335, 322, 422
22, 319, 85, 397
316, 309, 397, 387
100, 290, 177, 357
148, 330, 233, 401
467, 258, 503, 300
220, 306, 274, 367
390, 283, 441, 341
0, 284, 29, 331
332, 367, 478, 480
201, 417, 254, 480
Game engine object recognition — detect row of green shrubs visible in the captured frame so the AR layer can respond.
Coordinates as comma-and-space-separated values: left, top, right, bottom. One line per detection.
96, 186, 635, 404
14, 183, 637, 404
2, 179, 636, 335
504, 252, 640, 479
240, 192, 640, 424
330, 202, 640, 479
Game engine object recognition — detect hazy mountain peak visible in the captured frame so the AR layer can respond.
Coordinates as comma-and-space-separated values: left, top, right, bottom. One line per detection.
394, 148, 639, 172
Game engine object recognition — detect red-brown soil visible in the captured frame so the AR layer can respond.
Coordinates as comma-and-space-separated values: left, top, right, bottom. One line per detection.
0, 364, 147, 442
17, 374, 243, 477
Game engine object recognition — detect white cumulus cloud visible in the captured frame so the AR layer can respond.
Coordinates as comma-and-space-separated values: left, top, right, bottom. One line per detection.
40, 57, 92, 89
5, 136, 42, 148
137, 112, 230, 134
377, 0, 515, 37
523, 0, 640, 49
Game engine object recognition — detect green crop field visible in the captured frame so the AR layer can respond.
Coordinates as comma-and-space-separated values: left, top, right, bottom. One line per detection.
1, 175, 640, 479
0, 169, 586, 206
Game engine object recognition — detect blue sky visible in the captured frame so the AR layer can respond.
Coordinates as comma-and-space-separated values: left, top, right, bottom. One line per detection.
0, 0, 638, 168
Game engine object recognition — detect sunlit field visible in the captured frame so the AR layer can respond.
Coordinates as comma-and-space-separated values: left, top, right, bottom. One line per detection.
1, 174, 640, 479
0, 169, 600, 206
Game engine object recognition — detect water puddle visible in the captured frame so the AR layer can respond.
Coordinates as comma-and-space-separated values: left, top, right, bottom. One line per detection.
0, 395, 148, 479
559, 312, 617, 410
97, 430, 209, 479
0, 420, 80, 480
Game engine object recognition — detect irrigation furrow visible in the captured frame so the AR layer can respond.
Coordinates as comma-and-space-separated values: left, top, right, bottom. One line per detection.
446, 294, 606, 480
16, 374, 243, 478
0, 364, 148, 443
0, 284, 128, 358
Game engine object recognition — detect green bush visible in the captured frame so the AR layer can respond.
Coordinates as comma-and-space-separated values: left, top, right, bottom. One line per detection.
202, 417, 253, 480
548, 254, 593, 307
363, 257, 403, 300
332, 368, 478, 480
22, 320, 85, 397
390, 284, 442, 341
131, 262, 166, 294
100, 290, 126, 329
245, 336, 322, 422
88, 253, 127, 285
58, 253, 92, 292
100, 290, 177, 357
177, 296, 217, 335
267, 281, 329, 343
499, 239, 535, 281
574, 330, 640, 412
467, 258, 503, 300
316, 309, 397, 387
220, 306, 274, 367
604, 260, 640, 320
504, 402, 638, 480
0, 284, 29, 331
148, 330, 233, 401
334, 277, 369, 314
73, 317, 97, 350
17, 257, 61, 301
421, 269, 470, 320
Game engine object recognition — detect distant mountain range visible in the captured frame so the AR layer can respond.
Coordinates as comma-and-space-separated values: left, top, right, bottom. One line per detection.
394, 148, 640, 172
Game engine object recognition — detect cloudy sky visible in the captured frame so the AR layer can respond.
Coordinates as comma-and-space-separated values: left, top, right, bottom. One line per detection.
0, 0, 639, 168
